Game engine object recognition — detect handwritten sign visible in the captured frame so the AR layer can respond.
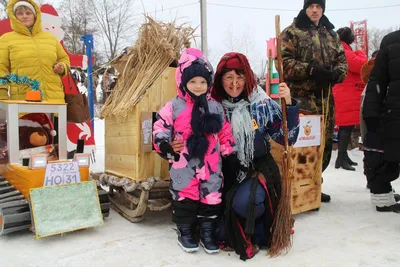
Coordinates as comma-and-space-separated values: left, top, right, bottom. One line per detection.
43, 161, 81, 187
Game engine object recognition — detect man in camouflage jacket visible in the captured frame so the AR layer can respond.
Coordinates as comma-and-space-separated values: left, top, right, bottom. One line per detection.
280, 0, 348, 202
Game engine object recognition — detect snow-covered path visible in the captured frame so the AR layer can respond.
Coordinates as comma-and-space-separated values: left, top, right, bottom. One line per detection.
1, 119, 399, 267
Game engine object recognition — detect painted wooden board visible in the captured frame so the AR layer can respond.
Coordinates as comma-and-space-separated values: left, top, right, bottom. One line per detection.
29, 181, 103, 239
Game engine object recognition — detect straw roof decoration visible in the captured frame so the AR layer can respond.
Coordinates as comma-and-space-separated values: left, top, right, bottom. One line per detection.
100, 15, 195, 120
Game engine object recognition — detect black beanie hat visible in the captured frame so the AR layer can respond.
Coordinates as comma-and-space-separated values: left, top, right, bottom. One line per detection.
303, 0, 326, 12
337, 27, 355, 45
181, 61, 213, 92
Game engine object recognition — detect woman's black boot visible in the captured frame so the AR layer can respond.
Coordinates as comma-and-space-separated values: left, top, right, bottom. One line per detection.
335, 127, 356, 171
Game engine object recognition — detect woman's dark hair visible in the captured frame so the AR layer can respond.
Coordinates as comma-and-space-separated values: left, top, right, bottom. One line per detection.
371, 50, 379, 58
212, 68, 246, 101
336, 27, 355, 45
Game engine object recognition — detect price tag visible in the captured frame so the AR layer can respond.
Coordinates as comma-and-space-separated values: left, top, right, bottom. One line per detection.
43, 161, 81, 187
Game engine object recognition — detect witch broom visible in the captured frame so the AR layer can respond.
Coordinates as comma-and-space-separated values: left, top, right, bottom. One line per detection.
268, 15, 294, 257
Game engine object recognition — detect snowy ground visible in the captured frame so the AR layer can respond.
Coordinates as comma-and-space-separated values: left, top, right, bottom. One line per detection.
1, 119, 399, 267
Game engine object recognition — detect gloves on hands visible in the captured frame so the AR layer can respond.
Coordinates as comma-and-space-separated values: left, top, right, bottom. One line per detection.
225, 154, 249, 172
308, 62, 332, 80
159, 141, 180, 162
331, 69, 341, 84
307, 61, 340, 85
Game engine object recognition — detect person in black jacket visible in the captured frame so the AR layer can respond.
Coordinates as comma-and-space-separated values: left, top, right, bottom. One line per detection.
363, 30, 400, 213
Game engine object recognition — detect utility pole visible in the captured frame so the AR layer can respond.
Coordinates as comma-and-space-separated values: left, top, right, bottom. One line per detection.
200, 0, 208, 56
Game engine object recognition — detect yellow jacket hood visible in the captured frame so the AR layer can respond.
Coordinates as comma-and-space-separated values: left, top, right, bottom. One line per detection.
7, 0, 42, 36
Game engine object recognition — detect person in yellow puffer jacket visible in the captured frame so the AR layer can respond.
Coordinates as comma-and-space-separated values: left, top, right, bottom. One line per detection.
0, 0, 69, 103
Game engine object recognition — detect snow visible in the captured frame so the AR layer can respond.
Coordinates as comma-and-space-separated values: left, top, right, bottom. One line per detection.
1, 119, 400, 267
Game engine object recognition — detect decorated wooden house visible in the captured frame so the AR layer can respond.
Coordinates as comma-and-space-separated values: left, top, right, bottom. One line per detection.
97, 15, 194, 222
104, 67, 176, 182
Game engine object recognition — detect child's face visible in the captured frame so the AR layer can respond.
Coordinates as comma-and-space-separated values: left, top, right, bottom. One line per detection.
186, 76, 208, 96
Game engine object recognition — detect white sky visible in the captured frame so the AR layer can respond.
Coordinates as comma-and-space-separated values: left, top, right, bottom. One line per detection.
30, 0, 400, 73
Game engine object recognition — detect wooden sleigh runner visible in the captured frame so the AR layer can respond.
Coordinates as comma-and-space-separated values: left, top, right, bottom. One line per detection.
93, 172, 171, 223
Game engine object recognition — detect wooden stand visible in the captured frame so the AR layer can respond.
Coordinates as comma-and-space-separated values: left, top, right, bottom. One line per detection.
271, 141, 322, 214
107, 180, 171, 222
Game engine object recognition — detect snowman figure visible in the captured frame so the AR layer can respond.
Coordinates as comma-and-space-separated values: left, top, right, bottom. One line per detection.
40, 4, 65, 42
40, 4, 88, 69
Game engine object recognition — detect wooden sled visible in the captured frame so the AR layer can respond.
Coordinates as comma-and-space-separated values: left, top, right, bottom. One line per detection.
92, 172, 171, 222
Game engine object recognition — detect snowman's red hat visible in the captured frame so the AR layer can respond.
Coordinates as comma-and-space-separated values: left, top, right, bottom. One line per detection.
40, 4, 59, 16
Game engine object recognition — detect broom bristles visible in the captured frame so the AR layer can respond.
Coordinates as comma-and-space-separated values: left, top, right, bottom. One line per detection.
268, 155, 294, 257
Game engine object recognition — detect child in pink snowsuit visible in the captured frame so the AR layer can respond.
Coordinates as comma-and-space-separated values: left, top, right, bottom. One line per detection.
153, 48, 243, 254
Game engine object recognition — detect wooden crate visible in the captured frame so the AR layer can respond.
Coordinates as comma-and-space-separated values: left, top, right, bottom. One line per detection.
270, 140, 322, 215
104, 67, 176, 182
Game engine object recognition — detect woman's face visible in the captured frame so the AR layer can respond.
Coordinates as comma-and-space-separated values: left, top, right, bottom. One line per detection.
15, 8, 35, 28
222, 70, 245, 98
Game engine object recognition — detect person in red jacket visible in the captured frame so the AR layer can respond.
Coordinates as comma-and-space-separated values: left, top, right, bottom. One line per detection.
333, 27, 367, 170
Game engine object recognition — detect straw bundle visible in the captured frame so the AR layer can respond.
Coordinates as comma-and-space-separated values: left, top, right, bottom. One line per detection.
101, 15, 195, 120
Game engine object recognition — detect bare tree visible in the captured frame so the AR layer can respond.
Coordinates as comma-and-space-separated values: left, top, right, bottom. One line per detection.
222, 23, 264, 77
0, 0, 8, 18
368, 26, 400, 57
89, 0, 137, 61
223, 23, 255, 55
59, 0, 97, 54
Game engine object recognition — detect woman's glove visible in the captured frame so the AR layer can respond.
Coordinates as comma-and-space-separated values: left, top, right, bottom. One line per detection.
159, 141, 180, 162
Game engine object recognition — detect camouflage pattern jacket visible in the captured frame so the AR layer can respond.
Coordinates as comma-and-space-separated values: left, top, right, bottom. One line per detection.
280, 10, 348, 99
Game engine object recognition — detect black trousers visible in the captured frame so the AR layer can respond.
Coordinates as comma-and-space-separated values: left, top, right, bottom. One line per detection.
364, 151, 400, 194
337, 125, 355, 154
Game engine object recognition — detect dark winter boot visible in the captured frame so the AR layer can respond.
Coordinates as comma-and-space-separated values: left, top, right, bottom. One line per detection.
176, 224, 199, 253
335, 153, 356, 171
199, 220, 220, 254
376, 203, 400, 213
345, 152, 358, 166
172, 200, 199, 253
335, 130, 356, 171
321, 192, 331, 203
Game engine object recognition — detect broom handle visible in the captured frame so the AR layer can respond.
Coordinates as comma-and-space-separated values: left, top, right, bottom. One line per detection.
275, 15, 289, 152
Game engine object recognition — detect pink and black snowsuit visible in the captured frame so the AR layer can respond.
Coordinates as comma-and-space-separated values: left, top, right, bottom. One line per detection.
153, 48, 236, 224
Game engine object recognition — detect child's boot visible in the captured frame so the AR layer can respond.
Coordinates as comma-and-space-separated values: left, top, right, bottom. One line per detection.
176, 224, 199, 253
199, 219, 220, 254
